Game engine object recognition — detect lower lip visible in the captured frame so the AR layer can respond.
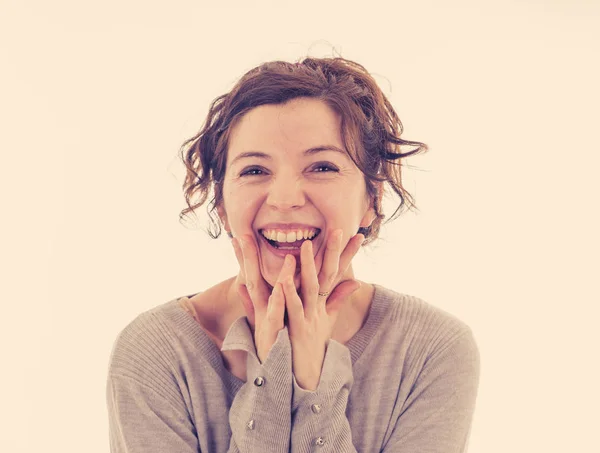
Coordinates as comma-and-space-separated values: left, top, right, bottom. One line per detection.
258, 233, 319, 260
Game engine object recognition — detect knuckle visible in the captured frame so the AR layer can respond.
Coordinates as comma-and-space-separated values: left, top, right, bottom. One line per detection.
307, 282, 320, 293
265, 312, 279, 324
324, 273, 336, 286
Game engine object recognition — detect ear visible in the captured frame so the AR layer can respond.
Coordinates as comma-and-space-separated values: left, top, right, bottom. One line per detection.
360, 182, 383, 227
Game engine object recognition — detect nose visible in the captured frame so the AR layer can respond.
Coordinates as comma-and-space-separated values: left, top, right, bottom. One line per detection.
265, 173, 306, 211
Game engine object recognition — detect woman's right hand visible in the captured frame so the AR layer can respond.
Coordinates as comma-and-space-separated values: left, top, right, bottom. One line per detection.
231, 235, 289, 364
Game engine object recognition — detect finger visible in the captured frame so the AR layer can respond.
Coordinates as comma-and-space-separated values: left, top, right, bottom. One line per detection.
266, 282, 285, 330
281, 277, 304, 330
231, 237, 244, 270
239, 235, 270, 311
231, 237, 247, 288
325, 279, 361, 319
277, 254, 296, 285
236, 283, 256, 331
277, 255, 300, 322
337, 233, 365, 276
300, 238, 319, 315
232, 238, 256, 327
319, 229, 343, 290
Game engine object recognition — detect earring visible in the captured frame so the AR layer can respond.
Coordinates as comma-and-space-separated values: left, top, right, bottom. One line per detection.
226, 231, 233, 238
357, 225, 371, 237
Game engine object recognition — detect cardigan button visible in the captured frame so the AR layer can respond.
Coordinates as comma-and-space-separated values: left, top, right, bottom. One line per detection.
247, 419, 255, 430
311, 404, 322, 414
254, 376, 265, 386
315, 437, 326, 446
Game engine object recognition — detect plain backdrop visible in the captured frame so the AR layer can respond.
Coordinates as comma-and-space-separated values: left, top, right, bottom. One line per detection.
1, 1, 599, 452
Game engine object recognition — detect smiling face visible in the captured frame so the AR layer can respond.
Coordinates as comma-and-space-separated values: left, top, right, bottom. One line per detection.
217, 97, 377, 290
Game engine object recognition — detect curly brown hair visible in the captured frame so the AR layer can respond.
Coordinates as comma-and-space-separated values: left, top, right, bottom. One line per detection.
178, 56, 428, 247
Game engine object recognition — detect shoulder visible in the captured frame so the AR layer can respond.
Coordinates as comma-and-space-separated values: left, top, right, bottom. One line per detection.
375, 284, 473, 336
373, 284, 479, 365
107, 298, 187, 388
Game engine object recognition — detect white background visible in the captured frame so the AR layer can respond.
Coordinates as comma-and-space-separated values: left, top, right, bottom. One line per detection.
1, 1, 599, 452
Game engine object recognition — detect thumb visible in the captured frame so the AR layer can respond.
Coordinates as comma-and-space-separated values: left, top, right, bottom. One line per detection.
237, 284, 256, 330
325, 280, 361, 317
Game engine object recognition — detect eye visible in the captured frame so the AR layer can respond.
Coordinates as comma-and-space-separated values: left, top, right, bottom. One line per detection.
240, 167, 266, 177
239, 163, 339, 177
313, 163, 339, 173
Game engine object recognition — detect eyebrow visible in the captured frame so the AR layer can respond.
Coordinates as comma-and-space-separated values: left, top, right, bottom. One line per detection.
229, 145, 347, 167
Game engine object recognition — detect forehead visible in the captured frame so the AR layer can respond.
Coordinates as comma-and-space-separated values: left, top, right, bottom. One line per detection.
227, 98, 343, 157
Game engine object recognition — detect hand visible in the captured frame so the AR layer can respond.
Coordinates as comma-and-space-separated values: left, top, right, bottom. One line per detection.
231, 235, 288, 365
279, 229, 364, 391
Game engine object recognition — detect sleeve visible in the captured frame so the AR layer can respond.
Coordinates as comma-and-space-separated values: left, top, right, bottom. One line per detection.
227, 326, 294, 453
107, 374, 201, 453
289, 339, 356, 452
106, 311, 205, 453
288, 327, 480, 453
107, 316, 294, 453
381, 327, 481, 453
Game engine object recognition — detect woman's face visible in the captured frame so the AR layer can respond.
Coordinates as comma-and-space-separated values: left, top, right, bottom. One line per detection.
218, 97, 376, 290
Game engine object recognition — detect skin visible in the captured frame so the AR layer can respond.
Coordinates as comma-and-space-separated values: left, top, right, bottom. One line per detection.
216, 97, 382, 389
218, 97, 379, 289
231, 228, 365, 390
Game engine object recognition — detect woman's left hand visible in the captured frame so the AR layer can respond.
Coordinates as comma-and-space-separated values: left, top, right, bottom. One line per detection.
276, 229, 364, 391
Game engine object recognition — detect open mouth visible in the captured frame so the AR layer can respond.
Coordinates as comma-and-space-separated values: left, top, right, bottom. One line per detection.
258, 228, 322, 249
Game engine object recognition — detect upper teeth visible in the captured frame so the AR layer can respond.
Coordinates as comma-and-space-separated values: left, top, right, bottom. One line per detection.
261, 228, 318, 242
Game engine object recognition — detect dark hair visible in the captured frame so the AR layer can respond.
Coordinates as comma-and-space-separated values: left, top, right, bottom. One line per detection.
178, 56, 428, 246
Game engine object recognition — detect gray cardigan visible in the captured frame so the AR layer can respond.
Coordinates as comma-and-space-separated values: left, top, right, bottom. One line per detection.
106, 284, 479, 452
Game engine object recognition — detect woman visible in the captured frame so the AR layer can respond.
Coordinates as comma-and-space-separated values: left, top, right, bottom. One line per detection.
106, 57, 480, 452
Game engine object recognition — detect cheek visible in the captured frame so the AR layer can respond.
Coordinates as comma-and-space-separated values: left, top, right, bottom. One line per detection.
318, 189, 345, 207
316, 199, 361, 234
224, 193, 261, 229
